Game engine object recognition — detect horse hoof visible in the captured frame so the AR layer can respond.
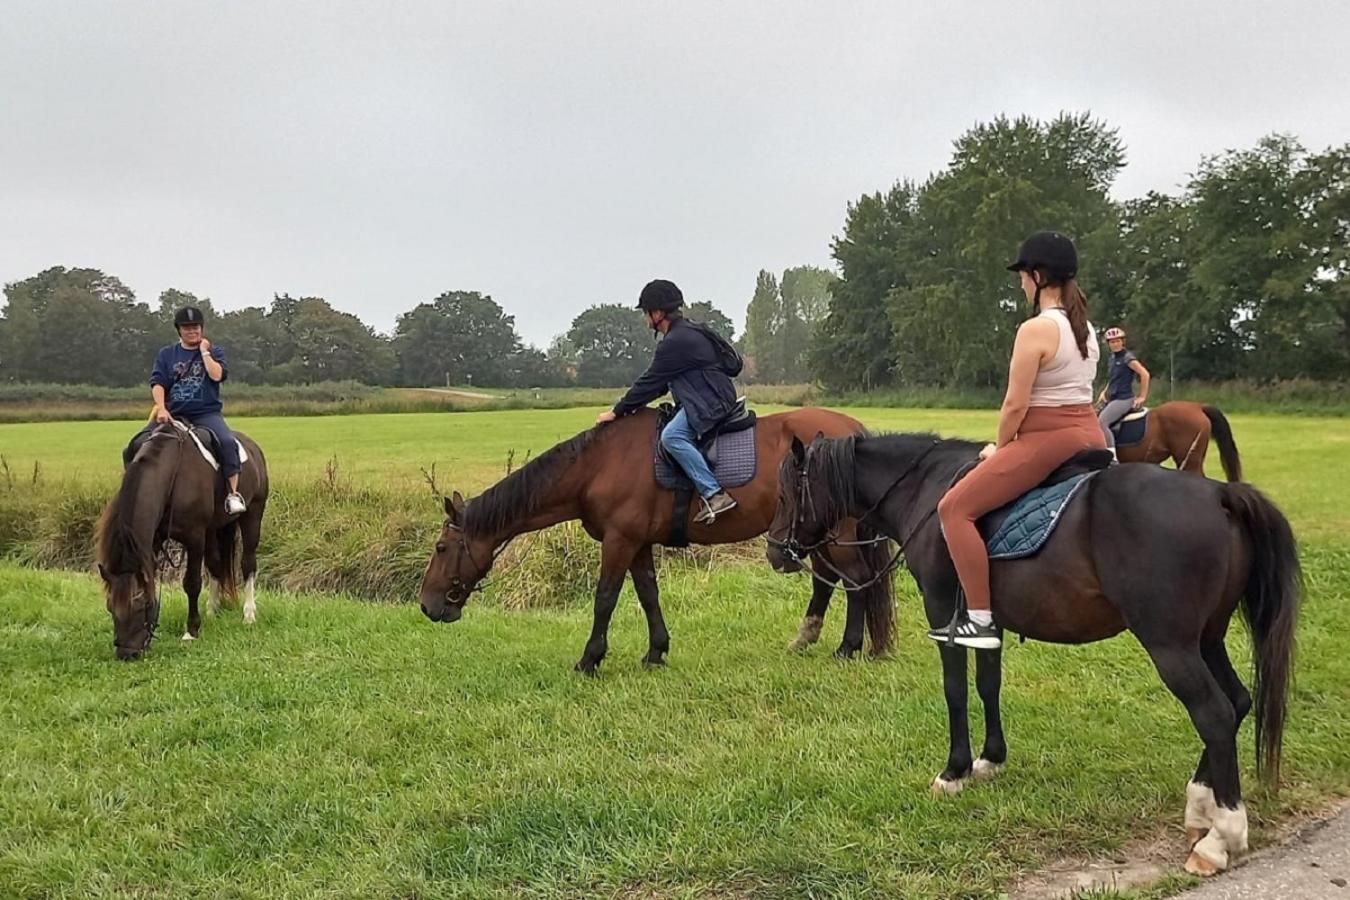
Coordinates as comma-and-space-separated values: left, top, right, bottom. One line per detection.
1186, 826, 1209, 849
931, 775, 965, 795
243, 609, 256, 625
786, 638, 809, 652
574, 660, 600, 676
971, 758, 1003, 781
181, 632, 195, 642
1184, 850, 1222, 877
642, 654, 667, 668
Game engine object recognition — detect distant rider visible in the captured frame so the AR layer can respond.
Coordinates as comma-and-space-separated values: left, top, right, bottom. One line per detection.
124, 307, 246, 515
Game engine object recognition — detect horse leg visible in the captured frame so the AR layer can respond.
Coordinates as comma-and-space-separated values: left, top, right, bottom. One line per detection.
239, 502, 264, 624
932, 643, 974, 794
971, 646, 1007, 780
836, 577, 867, 660
787, 559, 833, 652
576, 536, 639, 674
182, 540, 205, 641
1144, 645, 1243, 875
1187, 639, 1253, 847
629, 545, 670, 667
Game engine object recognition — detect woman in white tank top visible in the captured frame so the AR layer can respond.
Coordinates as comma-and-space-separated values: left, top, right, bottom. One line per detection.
931, 231, 1108, 650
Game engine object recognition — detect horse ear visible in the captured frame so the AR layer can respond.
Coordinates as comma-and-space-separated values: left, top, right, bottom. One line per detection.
448, 491, 467, 523
790, 436, 806, 464
443, 495, 456, 520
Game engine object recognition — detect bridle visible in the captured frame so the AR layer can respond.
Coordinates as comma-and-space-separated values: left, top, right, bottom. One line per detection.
440, 521, 512, 601
767, 438, 942, 593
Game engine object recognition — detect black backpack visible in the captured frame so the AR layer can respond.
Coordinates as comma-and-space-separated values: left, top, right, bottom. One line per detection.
685, 320, 744, 377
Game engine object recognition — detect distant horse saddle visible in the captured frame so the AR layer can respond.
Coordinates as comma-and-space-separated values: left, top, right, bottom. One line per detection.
653, 400, 758, 491
1110, 407, 1149, 447
126, 422, 249, 473
946, 449, 1114, 561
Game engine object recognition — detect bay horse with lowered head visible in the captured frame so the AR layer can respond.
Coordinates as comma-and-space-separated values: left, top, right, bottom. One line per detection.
1116, 401, 1242, 480
767, 432, 1299, 876
96, 422, 269, 659
418, 407, 896, 672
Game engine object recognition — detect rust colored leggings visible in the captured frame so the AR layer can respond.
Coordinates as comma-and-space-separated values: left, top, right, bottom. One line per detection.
937, 405, 1106, 612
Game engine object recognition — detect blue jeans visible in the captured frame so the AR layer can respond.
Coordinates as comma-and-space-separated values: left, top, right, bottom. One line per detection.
127, 412, 241, 477
661, 408, 721, 498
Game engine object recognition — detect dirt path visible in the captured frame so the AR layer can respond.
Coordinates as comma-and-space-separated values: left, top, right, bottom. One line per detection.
1011, 802, 1350, 899
405, 388, 498, 400
1180, 802, 1350, 899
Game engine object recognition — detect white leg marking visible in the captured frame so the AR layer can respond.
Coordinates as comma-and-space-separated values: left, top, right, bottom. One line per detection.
971, 758, 1003, 781
787, 615, 825, 651
1185, 780, 1216, 845
1212, 803, 1249, 855
930, 773, 965, 795
1190, 828, 1230, 872
243, 575, 257, 624
208, 579, 222, 615
181, 631, 195, 642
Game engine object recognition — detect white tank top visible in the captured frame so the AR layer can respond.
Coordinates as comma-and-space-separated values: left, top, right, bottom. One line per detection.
1028, 308, 1099, 407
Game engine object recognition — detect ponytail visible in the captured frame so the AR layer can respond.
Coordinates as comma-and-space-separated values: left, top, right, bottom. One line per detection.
1062, 279, 1091, 360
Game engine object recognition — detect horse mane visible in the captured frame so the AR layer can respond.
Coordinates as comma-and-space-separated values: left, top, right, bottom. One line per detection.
463, 427, 603, 537
807, 431, 982, 522
95, 456, 158, 580
95, 431, 178, 579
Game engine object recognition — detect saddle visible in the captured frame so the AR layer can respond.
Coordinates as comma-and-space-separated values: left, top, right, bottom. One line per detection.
948, 449, 1114, 561
1110, 407, 1149, 447
653, 400, 758, 548
126, 422, 248, 473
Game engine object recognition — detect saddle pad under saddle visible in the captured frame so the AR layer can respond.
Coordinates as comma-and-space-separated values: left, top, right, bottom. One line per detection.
179, 425, 249, 471
1112, 409, 1148, 447
654, 427, 757, 490
979, 471, 1098, 561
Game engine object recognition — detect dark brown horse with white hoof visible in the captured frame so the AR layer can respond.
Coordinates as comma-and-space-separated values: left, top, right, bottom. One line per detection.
417, 408, 896, 672
96, 422, 269, 659
768, 433, 1300, 876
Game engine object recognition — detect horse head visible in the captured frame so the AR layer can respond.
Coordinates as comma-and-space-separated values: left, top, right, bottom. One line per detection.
419, 491, 498, 623
767, 435, 838, 573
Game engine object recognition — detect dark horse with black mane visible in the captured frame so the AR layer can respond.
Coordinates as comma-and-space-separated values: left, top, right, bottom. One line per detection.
96, 422, 269, 659
767, 433, 1299, 876
418, 407, 896, 671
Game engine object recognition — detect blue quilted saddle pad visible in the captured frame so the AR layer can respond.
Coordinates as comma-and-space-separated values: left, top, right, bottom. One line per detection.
654, 427, 757, 490
980, 471, 1097, 561
1112, 411, 1148, 447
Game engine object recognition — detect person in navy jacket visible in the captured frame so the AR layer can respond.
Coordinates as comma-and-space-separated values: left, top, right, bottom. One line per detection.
596, 280, 740, 524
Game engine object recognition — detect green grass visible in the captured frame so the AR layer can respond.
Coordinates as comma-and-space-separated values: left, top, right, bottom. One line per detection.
2, 408, 1349, 896
3, 550, 1348, 898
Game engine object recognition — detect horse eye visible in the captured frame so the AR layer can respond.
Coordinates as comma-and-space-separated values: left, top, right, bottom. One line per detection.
436, 543, 447, 554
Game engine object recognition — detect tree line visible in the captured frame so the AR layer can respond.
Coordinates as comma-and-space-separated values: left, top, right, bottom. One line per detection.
3, 113, 1344, 391
811, 114, 1349, 390
0, 270, 737, 389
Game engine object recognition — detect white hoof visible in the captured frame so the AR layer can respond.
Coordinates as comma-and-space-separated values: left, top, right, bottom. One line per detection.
181, 632, 195, 642
243, 605, 256, 624
971, 758, 1003, 780
931, 774, 965, 795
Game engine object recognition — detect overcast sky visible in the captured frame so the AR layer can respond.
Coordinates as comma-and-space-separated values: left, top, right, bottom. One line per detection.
3, 1, 1347, 347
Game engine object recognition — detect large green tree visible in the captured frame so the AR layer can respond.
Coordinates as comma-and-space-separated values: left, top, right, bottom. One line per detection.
685, 300, 735, 342
394, 291, 522, 387
567, 303, 652, 387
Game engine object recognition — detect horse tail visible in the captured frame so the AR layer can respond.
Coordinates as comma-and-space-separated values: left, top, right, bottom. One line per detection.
214, 518, 241, 603
1223, 482, 1300, 788
1202, 405, 1243, 482
857, 522, 896, 657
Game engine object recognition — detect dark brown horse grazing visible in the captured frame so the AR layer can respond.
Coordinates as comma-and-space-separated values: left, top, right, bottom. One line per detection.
767, 433, 1299, 876
96, 422, 269, 659
1116, 401, 1242, 481
418, 407, 896, 671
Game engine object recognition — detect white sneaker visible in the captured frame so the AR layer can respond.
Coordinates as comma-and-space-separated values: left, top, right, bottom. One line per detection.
224, 492, 247, 516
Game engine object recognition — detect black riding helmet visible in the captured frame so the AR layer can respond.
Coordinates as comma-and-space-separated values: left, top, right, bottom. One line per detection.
173, 307, 205, 328
1007, 231, 1078, 282
636, 279, 684, 314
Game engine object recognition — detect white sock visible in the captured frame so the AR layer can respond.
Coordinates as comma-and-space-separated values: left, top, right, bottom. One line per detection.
968, 609, 993, 626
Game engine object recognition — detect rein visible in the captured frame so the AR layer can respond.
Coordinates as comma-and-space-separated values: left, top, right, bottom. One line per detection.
767, 438, 942, 593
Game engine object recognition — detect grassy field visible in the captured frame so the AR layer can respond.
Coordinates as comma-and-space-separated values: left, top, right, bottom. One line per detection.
1, 408, 1349, 897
